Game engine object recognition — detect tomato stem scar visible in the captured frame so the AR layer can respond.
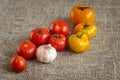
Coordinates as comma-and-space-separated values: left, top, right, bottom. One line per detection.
54, 35, 61, 39
83, 23, 89, 28
37, 30, 42, 33
78, 7, 90, 11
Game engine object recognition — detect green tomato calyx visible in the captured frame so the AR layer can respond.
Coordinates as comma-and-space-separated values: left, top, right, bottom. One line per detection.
54, 35, 61, 39
76, 33, 84, 38
37, 30, 42, 33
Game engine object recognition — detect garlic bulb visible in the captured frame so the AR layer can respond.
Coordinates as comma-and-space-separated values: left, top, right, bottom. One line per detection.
36, 44, 57, 63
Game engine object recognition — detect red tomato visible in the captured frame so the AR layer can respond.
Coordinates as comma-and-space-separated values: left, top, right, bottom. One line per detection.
11, 56, 26, 72
29, 28, 50, 46
49, 34, 66, 51
50, 20, 70, 36
17, 41, 36, 59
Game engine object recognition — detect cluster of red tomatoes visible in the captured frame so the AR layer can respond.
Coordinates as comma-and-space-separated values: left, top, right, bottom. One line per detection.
11, 20, 70, 72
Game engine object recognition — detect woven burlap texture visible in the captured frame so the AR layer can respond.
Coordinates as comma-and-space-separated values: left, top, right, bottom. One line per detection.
0, 0, 120, 80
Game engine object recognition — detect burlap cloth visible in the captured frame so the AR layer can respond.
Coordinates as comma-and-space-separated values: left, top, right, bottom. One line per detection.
0, 0, 120, 80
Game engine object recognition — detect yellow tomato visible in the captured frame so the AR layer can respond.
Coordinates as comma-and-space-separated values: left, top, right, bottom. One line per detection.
68, 32, 90, 53
74, 23, 97, 39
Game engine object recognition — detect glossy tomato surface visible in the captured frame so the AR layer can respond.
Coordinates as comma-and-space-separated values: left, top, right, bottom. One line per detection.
68, 32, 90, 52
29, 28, 50, 46
74, 23, 97, 39
70, 4, 95, 25
17, 41, 36, 59
49, 34, 66, 51
50, 20, 70, 36
11, 56, 26, 72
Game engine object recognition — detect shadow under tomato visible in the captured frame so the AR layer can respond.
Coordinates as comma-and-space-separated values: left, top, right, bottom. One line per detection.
1, 58, 14, 73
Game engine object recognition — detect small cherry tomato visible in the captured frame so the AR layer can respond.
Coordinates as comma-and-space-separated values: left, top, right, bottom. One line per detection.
68, 32, 90, 53
70, 4, 95, 25
29, 28, 50, 46
74, 23, 97, 39
50, 20, 70, 36
11, 56, 26, 72
17, 41, 36, 59
49, 34, 66, 51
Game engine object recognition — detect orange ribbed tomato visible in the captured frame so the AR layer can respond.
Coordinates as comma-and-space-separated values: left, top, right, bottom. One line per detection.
70, 4, 95, 25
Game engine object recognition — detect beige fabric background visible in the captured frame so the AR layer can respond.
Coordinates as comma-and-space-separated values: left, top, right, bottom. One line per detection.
0, 0, 120, 80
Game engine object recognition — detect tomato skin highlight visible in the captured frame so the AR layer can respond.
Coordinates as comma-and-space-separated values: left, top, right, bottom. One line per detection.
49, 34, 66, 51
11, 56, 26, 72
50, 20, 70, 36
70, 4, 95, 25
29, 28, 50, 46
17, 41, 36, 59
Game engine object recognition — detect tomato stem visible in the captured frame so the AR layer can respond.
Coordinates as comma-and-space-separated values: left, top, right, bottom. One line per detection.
37, 30, 42, 33
54, 35, 61, 39
78, 7, 90, 11
76, 33, 84, 38
83, 23, 89, 28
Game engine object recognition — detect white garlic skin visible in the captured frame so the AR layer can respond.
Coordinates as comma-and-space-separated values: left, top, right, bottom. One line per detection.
36, 44, 57, 63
